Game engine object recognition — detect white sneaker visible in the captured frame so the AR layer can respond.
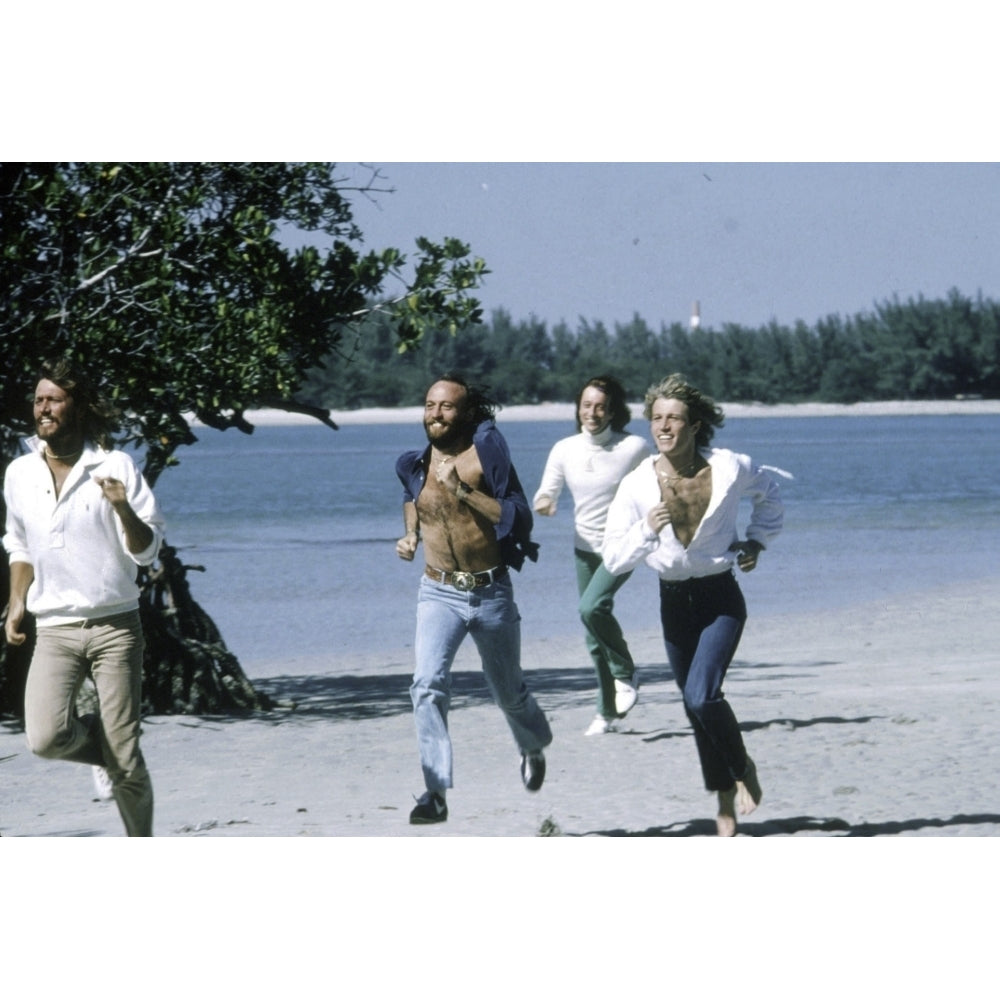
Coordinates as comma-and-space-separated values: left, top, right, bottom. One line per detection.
614, 676, 639, 717
92, 766, 114, 801
584, 715, 617, 736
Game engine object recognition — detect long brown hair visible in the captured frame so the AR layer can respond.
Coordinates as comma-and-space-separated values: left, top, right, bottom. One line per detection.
38, 357, 121, 449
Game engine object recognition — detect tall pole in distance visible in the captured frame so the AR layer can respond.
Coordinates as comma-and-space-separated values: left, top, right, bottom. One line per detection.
690, 300, 701, 330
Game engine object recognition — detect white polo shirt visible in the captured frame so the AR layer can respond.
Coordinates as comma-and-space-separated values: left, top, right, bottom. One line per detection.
3, 437, 165, 625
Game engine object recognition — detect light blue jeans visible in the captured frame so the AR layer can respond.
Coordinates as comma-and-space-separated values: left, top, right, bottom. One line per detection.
411, 573, 552, 794
24, 610, 153, 836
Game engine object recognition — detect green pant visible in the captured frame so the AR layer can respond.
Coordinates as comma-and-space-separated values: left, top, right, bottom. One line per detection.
574, 548, 636, 719
24, 611, 153, 837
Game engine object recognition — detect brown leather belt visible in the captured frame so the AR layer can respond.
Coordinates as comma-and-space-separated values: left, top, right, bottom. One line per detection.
425, 565, 508, 591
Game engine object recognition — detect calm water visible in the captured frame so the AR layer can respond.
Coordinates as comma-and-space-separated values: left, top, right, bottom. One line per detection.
151, 414, 1000, 674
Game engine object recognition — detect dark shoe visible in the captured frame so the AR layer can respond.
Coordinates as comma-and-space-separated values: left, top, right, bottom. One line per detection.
409, 791, 448, 825
520, 751, 546, 792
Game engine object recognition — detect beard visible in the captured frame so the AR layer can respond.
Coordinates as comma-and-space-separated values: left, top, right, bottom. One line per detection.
37, 417, 82, 452
423, 415, 472, 451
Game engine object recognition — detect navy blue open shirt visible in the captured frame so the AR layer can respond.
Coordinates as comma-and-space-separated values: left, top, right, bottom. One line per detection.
395, 420, 540, 571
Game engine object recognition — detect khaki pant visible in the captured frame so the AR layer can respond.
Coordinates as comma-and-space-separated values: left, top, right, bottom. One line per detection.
25, 611, 153, 836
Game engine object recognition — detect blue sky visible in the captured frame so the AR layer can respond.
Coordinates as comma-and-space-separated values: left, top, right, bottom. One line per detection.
12, 8, 997, 343
335, 162, 1000, 333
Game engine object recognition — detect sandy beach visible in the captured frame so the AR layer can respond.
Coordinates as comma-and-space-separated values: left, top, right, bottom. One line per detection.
3, 573, 997, 839
4, 570, 996, 987
4, 398, 998, 836
4, 398, 996, 992
5, 510, 996, 995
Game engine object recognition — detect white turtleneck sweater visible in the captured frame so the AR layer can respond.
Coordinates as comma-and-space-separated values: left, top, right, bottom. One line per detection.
532, 426, 650, 554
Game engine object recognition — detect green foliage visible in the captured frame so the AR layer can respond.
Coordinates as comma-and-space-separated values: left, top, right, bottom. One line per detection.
0, 161, 488, 717
0, 162, 488, 484
303, 288, 1000, 408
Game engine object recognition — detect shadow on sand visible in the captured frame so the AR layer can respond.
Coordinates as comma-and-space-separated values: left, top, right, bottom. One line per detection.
185, 653, 838, 725
573, 813, 1000, 837
139, 654, 853, 731
172, 662, 664, 726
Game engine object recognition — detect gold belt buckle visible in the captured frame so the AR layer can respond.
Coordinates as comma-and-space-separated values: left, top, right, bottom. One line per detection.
452, 571, 476, 591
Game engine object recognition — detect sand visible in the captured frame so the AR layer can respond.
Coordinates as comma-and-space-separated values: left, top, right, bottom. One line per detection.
5, 399, 995, 991
3, 574, 997, 839
190, 397, 1000, 427
5, 572, 995, 990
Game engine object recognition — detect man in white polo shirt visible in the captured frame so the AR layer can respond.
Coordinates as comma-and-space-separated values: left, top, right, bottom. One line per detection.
3, 358, 165, 836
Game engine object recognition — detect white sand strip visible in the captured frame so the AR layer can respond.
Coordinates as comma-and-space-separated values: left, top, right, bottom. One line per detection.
186, 397, 1000, 428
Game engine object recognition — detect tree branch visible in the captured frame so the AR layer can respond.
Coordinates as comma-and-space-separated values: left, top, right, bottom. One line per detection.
255, 397, 340, 430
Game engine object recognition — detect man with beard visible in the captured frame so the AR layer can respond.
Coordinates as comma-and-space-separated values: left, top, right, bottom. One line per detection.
3, 358, 164, 836
395, 373, 552, 825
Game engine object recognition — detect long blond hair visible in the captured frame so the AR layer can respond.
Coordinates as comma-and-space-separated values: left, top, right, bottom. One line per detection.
643, 373, 724, 448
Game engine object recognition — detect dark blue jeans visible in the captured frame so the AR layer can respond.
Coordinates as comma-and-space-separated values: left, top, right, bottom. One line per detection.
659, 571, 749, 792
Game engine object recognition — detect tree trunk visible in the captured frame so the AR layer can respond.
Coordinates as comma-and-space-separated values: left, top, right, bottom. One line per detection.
0, 543, 272, 720
138, 543, 273, 715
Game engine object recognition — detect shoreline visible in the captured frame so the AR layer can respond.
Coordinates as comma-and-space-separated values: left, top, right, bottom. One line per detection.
233, 570, 999, 683
190, 398, 1000, 428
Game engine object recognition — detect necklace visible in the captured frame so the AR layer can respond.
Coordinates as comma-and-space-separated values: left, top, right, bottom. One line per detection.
656, 458, 698, 484
44, 446, 82, 462
656, 458, 698, 496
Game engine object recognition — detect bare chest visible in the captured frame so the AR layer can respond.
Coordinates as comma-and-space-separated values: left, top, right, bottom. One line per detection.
416, 448, 483, 524
415, 447, 498, 570
660, 468, 712, 548
416, 474, 460, 523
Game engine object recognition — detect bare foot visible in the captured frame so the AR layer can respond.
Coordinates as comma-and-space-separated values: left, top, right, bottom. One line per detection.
734, 756, 762, 816
716, 787, 737, 836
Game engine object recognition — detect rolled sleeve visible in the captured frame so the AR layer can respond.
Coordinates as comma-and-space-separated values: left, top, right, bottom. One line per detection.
107, 454, 166, 565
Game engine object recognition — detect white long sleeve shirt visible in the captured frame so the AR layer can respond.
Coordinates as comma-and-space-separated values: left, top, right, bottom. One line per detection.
602, 448, 783, 580
532, 427, 650, 553
3, 437, 165, 625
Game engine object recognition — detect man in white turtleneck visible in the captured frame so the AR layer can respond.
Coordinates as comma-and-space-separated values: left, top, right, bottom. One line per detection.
533, 375, 649, 735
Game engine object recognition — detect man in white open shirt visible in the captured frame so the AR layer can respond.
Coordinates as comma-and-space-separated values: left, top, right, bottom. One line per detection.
3, 359, 164, 836
603, 374, 783, 836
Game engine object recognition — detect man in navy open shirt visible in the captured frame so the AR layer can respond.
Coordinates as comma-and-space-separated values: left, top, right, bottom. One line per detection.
395, 373, 552, 825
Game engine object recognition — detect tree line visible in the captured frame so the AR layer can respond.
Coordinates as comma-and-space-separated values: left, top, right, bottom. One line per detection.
304, 287, 1000, 407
